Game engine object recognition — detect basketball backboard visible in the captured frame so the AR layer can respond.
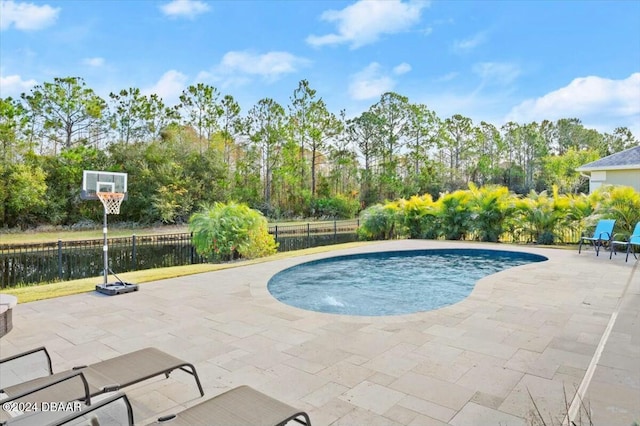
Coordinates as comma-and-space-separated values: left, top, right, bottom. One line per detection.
81, 170, 128, 200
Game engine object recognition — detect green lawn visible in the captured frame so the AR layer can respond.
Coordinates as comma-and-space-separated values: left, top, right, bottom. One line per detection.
0, 220, 357, 245
0, 225, 189, 245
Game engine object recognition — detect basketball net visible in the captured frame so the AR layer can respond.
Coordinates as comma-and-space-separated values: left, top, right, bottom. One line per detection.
97, 192, 125, 215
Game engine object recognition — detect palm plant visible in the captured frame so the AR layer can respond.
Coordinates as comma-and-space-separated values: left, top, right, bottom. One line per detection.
512, 187, 570, 244
357, 201, 406, 240
434, 189, 473, 240
403, 194, 439, 239
590, 185, 640, 239
563, 192, 595, 242
468, 184, 516, 242
189, 201, 277, 261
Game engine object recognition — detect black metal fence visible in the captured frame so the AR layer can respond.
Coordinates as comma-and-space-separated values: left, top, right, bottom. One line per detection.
0, 233, 208, 288
0, 218, 582, 288
0, 220, 360, 288
269, 220, 360, 252
500, 228, 581, 244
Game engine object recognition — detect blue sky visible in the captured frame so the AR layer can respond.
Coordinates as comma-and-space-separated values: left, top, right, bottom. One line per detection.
1, 0, 639, 136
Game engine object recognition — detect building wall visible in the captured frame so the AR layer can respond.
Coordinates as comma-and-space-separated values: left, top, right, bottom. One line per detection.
589, 169, 640, 193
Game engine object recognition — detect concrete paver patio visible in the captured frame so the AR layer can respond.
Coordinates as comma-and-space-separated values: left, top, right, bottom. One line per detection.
1, 240, 638, 425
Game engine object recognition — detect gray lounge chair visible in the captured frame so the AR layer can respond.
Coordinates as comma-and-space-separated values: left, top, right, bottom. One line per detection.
578, 219, 616, 256
7, 386, 311, 426
0, 347, 204, 404
1, 370, 92, 425
150, 385, 311, 426
1, 391, 132, 426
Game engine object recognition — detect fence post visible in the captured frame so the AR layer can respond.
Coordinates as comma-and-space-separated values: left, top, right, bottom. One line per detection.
307, 223, 311, 248
334, 220, 337, 243
58, 240, 63, 280
275, 225, 278, 244
190, 232, 195, 264
132, 234, 137, 271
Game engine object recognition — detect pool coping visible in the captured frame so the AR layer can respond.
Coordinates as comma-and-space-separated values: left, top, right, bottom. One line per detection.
1, 239, 638, 425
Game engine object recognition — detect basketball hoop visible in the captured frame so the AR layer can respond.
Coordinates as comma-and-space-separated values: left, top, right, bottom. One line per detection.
97, 192, 125, 215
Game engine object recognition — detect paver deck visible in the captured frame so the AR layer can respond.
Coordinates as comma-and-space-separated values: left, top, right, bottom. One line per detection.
1, 240, 638, 425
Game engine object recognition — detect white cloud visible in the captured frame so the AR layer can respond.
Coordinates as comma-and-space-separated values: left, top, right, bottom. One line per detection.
216, 51, 310, 82
393, 62, 412, 75
82, 57, 105, 67
473, 62, 521, 87
453, 31, 487, 52
195, 70, 251, 89
0, 0, 60, 31
349, 62, 396, 101
143, 70, 188, 105
307, 0, 429, 49
434, 71, 459, 82
0, 73, 37, 97
421, 27, 433, 36
506, 73, 640, 134
160, 0, 210, 19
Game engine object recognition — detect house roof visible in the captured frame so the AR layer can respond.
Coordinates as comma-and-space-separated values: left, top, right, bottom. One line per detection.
576, 145, 640, 171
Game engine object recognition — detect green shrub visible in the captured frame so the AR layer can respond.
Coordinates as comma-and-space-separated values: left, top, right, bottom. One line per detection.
511, 186, 572, 244
435, 190, 473, 240
590, 185, 640, 239
468, 184, 516, 242
564, 192, 595, 236
189, 201, 278, 261
311, 195, 359, 219
403, 194, 439, 239
537, 231, 555, 245
357, 202, 406, 240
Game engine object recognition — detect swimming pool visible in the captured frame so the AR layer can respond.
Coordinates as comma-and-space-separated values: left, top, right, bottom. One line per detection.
267, 249, 547, 316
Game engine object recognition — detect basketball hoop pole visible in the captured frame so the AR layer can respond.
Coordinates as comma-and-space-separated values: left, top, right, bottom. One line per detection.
95, 192, 124, 285
102, 205, 109, 286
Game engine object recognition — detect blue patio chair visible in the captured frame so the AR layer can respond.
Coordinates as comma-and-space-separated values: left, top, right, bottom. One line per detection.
611, 221, 640, 262
578, 219, 616, 256
627, 223, 640, 262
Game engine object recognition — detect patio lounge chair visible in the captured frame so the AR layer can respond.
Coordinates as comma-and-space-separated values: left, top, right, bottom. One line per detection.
1, 391, 132, 426
5, 386, 311, 426
0, 347, 204, 405
610, 221, 640, 262
1, 371, 92, 425
578, 219, 616, 256
149, 385, 312, 426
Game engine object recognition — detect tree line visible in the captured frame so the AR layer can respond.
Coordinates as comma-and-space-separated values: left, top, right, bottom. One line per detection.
1, 76, 637, 229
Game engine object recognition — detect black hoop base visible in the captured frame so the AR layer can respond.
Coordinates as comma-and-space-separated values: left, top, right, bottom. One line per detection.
96, 282, 139, 296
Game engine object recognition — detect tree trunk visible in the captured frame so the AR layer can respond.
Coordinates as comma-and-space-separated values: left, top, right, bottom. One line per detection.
311, 146, 317, 196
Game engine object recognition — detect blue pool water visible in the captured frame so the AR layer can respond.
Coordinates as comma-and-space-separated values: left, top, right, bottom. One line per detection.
267, 249, 547, 316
